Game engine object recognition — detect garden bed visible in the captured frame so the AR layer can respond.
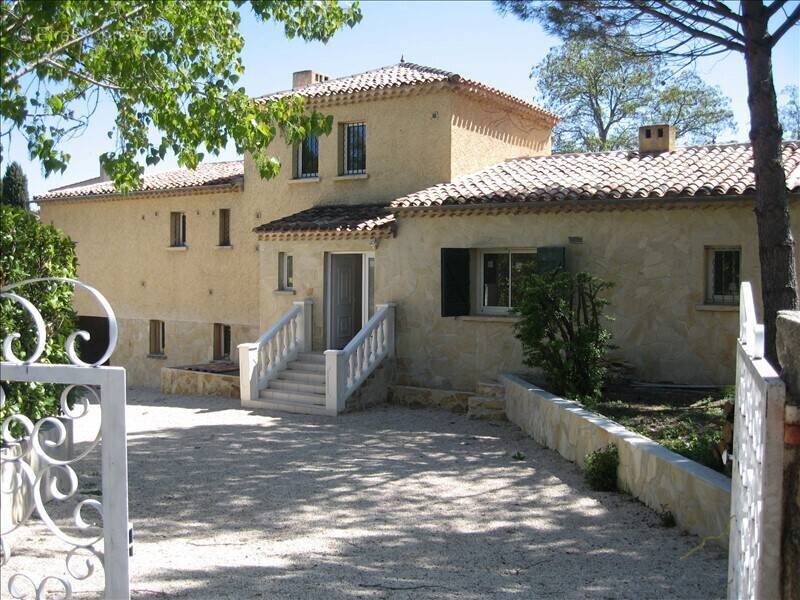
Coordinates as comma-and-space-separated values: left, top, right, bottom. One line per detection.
592, 384, 732, 474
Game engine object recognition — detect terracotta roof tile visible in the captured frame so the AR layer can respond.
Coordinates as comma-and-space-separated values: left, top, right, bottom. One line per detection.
37, 160, 243, 201
254, 204, 395, 236
257, 62, 558, 123
393, 142, 800, 209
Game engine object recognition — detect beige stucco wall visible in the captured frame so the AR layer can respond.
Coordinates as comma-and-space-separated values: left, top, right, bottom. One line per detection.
450, 92, 551, 178
38, 87, 551, 385
258, 238, 374, 351
375, 204, 800, 390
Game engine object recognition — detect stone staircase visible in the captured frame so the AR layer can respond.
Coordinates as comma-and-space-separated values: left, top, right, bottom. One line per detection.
467, 380, 507, 421
255, 353, 330, 415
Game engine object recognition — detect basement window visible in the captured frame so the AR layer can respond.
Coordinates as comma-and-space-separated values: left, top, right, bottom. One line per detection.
213, 323, 231, 361
149, 320, 165, 356
170, 212, 187, 247
706, 247, 741, 305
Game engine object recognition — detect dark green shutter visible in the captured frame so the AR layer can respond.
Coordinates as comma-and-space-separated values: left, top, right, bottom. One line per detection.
536, 247, 566, 274
441, 248, 470, 317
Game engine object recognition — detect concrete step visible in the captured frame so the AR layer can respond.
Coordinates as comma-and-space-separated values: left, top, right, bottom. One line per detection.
476, 380, 505, 399
269, 378, 326, 396
243, 397, 334, 416
296, 352, 325, 364
281, 369, 326, 384
287, 361, 325, 374
260, 388, 326, 406
468, 395, 505, 411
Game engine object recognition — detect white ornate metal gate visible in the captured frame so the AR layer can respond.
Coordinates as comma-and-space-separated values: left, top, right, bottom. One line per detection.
1, 278, 129, 599
728, 282, 786, 600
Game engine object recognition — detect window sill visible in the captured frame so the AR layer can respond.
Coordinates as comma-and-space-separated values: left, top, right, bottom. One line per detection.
166, 245, 188, 252
147, 353, 167, 360
457, 315, 520, 324
289, 176, 320, 184
274, 289, 296, 295
334, 173, 369, 181
215, 245, 234, 250
695, 304, 739, 312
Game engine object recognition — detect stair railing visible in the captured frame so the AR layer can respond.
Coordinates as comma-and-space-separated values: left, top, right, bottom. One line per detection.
325, 303, 395, 413
239, 299, 313, 402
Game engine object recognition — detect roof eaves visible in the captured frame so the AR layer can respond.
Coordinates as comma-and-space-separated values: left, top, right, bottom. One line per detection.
35, 179, 243, 203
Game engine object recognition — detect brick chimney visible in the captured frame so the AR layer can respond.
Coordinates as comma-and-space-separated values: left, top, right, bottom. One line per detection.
292, 70, 330, 89
639, 124, 676, 152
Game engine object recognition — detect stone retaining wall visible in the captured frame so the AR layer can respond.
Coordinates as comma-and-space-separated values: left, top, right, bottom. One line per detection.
161, 367, 240, 398
500, 373, 731, 546
388, 385, 472, 413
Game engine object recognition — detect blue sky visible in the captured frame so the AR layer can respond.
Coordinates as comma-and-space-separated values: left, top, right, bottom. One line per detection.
4, 0, 799, 198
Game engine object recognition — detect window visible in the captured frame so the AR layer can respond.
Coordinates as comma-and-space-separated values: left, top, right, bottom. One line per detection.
480, 250, 536, 313
278, 252, 294, 290
341, 122, 366, 175
707, 247, 741, 305
170, 212, 186, 247
441, 246, 565, 317
213, 323, 231, 361
295, 135, 319, 178
149, 320, 165, 355
218, 208, 231, 246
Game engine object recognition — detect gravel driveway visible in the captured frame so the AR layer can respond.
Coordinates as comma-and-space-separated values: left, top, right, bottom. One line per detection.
4, 388, 727, 599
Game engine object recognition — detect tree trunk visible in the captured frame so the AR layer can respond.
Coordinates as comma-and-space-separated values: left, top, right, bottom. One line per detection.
742, 0, 799, 366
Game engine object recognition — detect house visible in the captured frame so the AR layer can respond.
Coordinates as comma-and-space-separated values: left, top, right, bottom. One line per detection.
36, 62, 800, 415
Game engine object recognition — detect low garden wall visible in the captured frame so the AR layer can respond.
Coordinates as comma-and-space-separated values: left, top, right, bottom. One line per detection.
161, 367, 240, 398
500, 373, 731, 547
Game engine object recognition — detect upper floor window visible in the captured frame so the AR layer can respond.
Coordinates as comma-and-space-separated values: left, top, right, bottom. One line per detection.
218, 208, 231, 246
213, 323, 231, 360
707, 247, 740, 305
170, 212, 186, 247
149, 320, 165, 356
295, 135, 319, 179
341, 122, 366, 175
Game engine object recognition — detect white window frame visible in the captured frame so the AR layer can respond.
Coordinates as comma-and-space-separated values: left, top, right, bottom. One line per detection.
706, 246, 741, 305
278, 252, 294, 291
170, 212, 187, 247
477, 248, 536, 315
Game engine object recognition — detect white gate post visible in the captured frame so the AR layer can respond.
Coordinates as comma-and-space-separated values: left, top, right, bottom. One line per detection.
295, 298, 314, 353
238, 342, 259, 402
324, 350, 345, 414
101, 367, 130, 600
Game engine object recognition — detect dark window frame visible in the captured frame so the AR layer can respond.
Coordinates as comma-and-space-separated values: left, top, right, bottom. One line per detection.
342, 122, 366, 175
218, 208, 231, 246
170, 212, 186, 247
295, 135, 319, 179
706, 246, 741, 305
149, 320, 165, 356
213, 323, 232, 361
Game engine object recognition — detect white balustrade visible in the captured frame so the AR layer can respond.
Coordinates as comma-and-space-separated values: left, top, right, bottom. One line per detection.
325, 303, 395, 413
238, 299, 313, 402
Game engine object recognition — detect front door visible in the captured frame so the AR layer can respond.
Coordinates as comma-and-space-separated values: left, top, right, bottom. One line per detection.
330, 253, 363, 349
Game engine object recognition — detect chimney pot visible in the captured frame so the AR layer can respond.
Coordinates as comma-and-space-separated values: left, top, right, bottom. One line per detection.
99, 158, 110, 182
292, 70, 330, 90
639, 124, 675, 152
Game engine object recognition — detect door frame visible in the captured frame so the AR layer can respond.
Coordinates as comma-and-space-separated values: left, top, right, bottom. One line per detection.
325, 251, 374, 350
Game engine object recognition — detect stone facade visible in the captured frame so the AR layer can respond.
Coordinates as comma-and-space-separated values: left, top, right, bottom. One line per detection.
160, 367, 240, 398
501, 373, 731, 546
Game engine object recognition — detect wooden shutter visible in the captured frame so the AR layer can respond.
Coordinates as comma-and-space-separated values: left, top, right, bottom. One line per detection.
536, 247, 566, 274
441, 248, 470, 317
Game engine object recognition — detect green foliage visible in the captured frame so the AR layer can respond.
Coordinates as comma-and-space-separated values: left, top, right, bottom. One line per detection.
0, 1, 361, 189
0, 205, 77, 426
514, 271, 614, 401
584, 444, 619, 491
532, 39, 735, 152
1, 162, 29, 209
658, 419, 722, 471
780, 85, 800, 140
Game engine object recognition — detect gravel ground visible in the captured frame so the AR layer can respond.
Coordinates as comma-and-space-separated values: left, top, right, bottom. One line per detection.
3, 387, 727, 599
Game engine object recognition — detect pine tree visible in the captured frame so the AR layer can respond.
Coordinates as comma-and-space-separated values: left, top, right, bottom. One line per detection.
1, 162, 29, 209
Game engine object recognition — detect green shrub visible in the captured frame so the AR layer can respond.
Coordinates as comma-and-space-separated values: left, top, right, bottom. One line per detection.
584, 444, 619, 491
514, 270, 614, 401
0, 205, 77, 426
